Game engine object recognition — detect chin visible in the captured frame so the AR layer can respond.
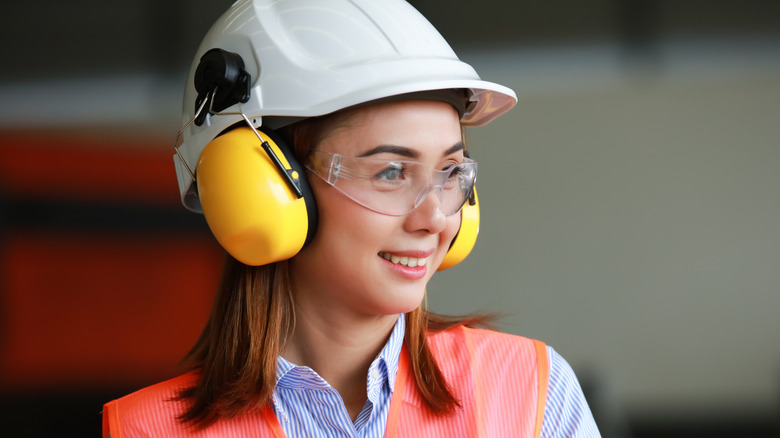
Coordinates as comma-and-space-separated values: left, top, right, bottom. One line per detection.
391, 287, 427, 315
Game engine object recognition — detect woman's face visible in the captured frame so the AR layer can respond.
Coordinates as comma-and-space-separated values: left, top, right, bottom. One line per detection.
289, 100, 464, 321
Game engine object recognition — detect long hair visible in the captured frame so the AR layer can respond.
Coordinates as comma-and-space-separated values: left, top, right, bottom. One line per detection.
176, 257, 294, 427
177, 106, 493, 429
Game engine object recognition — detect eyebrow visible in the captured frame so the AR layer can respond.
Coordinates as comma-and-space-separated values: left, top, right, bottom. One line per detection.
358, 141, 465, 159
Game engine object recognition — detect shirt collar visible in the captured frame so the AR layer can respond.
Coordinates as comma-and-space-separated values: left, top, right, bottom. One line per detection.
369, 313, 405, 396
275, 314, 405, 393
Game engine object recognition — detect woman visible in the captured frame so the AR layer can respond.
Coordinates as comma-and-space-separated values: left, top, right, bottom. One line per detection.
103, 1, 600, 436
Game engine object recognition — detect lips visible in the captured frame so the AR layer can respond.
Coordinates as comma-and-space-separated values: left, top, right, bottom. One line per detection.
378, 252, 428, 268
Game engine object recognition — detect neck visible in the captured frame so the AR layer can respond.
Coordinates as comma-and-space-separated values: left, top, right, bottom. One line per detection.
282, 309, 399, 419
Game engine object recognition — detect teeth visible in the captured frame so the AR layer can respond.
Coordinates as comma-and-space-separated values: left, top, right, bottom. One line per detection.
380, 252, 427, 267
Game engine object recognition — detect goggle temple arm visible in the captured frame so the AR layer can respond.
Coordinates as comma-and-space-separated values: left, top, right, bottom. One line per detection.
464, 149, 477, 206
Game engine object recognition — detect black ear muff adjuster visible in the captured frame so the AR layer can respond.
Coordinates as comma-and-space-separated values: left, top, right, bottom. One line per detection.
259, 127, 318, 248
194, 48, 251, 125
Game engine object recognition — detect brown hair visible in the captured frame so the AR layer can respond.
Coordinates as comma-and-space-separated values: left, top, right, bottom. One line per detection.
177, 106, 493, 429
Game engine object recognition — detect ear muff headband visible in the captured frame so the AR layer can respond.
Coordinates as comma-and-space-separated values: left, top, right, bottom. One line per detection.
438, 189, 480, 271
196, 126, 317, 266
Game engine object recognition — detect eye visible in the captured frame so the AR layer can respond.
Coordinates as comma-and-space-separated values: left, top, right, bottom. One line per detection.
374, 163, 405, 181
442, 162, 475, 192
443, 162, 466, 179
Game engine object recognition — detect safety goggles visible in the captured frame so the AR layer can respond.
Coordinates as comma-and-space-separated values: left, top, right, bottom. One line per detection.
305, 150, 477, 216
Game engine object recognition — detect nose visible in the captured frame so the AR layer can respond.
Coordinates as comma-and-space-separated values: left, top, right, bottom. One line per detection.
412, 183, 447, 210
404, 186, 447, 234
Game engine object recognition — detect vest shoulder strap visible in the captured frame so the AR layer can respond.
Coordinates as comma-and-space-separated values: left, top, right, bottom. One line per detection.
532, 339, 550, 438
402, 326, 549, 438
102, 372, 198, 438
102, 372, 274, 437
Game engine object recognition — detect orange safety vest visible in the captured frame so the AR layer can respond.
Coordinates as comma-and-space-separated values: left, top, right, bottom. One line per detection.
103, 326, 549, 437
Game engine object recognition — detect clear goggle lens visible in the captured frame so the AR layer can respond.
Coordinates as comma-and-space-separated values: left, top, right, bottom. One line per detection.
306, 150, 477, 216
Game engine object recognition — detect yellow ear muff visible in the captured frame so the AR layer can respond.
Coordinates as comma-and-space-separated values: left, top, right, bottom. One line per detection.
437, 189, 480, 271
196, 126, 316, 266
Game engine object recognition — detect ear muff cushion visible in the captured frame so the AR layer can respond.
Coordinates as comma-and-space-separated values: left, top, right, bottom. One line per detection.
438, 189, 480, 271
196, 126, 317, 266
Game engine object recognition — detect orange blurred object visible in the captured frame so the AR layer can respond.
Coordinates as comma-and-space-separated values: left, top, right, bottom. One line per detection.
0, 131, 223, 391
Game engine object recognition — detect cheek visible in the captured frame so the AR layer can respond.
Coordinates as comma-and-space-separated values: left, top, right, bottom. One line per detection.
310, 181, 389, 250
445, 213, 462, 242
437, 215, 462, 255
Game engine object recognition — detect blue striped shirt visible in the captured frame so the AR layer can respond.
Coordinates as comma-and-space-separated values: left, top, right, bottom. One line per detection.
272, 315, 600, 437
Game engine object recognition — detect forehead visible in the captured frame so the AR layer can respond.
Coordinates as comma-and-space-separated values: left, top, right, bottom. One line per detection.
317, 100, 463, 158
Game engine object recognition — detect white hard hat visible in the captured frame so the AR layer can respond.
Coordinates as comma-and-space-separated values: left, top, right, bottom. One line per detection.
174, 0, 517, 212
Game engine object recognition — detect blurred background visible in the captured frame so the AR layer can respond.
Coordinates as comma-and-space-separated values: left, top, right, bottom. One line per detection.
1, 0, 779, 436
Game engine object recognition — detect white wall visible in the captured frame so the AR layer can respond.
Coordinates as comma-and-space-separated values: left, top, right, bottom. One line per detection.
428, 38, 780, 422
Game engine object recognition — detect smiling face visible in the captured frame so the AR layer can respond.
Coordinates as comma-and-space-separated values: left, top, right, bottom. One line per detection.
288, 100, 465, 322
